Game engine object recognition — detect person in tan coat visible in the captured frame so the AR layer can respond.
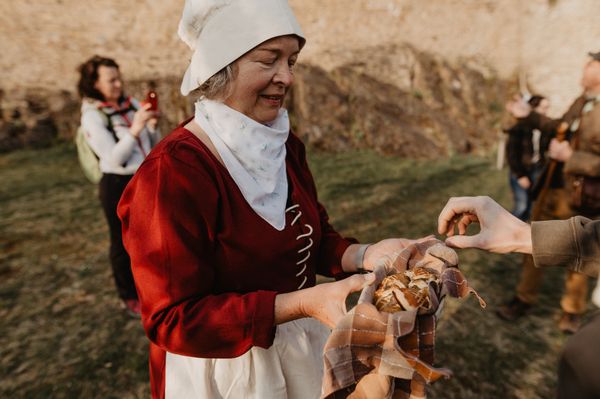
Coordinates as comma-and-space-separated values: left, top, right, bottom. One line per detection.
499, 51, 600, 333
437, 195, 600, 399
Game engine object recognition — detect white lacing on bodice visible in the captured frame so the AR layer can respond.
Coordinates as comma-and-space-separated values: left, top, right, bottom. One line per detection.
286, 204, 314, 290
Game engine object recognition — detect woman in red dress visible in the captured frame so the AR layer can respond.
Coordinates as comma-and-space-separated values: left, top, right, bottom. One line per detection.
118, 1, 413, 397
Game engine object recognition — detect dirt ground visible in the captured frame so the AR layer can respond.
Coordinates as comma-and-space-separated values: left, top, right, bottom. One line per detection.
1, 143, 595, 398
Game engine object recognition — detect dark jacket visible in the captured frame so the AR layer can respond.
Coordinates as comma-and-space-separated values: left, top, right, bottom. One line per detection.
518, 96, 589, 189
505, 118, 550, 178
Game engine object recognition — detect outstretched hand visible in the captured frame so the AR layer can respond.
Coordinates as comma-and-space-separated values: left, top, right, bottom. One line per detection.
437, 196, 532, 254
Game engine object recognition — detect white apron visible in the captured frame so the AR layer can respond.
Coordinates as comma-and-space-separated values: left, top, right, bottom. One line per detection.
165, 318, 330, 399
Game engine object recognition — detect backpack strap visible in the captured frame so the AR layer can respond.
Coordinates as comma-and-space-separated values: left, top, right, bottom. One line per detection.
97, 109, 119, 143
99, 98, 139, 134
98, 96, 138, 125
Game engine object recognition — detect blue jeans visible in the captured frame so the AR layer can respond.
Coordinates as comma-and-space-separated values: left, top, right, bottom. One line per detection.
510, 170, 539, 221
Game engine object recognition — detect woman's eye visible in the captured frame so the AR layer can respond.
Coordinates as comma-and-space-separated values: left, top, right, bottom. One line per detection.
261, 59, 276, 65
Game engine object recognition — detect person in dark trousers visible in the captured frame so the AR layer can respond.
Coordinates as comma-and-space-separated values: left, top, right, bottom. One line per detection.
438, 195, 600, 399
497, 52, 600, 333
505, 94, 550, 221
77, 55, 160, 316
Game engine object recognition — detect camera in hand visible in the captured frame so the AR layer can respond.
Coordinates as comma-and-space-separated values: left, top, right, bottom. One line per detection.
146, 90, 158, 111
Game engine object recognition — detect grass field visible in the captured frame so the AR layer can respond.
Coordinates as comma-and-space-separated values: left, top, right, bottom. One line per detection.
0, 143, 593, 398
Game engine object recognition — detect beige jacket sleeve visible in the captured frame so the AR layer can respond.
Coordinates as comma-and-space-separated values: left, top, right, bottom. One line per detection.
531, 216, 600, 277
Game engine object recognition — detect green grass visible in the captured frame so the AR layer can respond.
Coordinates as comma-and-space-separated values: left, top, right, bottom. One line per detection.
0, 143, 592, 398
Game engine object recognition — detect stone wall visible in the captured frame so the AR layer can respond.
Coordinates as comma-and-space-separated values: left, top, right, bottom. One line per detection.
295, 0, 600, 115
288, 45, 509, 158
1, 0, 598, 154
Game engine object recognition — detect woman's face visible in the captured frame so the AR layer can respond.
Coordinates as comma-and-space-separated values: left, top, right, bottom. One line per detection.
224, 35, 300, 124
94, 65, 123, 103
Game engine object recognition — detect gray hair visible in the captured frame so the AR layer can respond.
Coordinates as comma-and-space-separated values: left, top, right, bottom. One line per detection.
196, 64, 235, 100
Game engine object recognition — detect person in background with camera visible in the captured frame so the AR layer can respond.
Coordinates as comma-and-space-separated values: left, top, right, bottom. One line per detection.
77, 55, 161, 316
498, 51, 600, 333
505, 94, 550, 221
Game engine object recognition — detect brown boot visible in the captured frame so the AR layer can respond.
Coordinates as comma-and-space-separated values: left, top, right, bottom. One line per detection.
558, 312, 581, 334
496, 296, 532, 321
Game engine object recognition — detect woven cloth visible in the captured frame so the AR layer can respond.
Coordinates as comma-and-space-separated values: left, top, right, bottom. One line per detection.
321, 238, 486, 399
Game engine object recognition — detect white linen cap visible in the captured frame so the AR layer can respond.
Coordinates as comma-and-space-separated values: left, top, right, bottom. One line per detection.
178, 0, 306, 96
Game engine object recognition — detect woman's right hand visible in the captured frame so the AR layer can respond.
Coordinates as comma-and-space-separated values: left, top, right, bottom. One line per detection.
274, 273, 375, 328
303, 274, 375, 328
130, 103, 154, 137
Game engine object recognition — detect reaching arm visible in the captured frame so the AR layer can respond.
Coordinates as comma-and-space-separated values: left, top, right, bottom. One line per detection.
437, 196, 600, 278
437, 196, 532, 254
532, 217, 600, 278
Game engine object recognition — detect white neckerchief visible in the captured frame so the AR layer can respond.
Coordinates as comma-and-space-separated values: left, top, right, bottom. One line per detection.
194, 98, 289, 230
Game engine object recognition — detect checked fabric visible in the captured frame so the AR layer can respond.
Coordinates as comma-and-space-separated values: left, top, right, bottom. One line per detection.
321, 239, 486, 399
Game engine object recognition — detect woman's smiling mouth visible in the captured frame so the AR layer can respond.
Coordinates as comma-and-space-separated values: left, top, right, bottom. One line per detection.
260, 94, 284, 106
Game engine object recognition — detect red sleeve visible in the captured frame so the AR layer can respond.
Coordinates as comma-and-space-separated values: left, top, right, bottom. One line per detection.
289, 135, 357, 278
118, 144, 276, 359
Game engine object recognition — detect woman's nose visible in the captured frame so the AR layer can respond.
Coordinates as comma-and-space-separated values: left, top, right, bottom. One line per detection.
274, 64, 294, 87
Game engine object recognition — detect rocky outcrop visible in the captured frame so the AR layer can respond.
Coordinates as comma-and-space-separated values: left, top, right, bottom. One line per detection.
0, 79, 194, 153
0, 44, 508, 158
0, 90, 62, 152
2, 0, 599, 155
288, 45, 509, 157
3, 0, 599, 115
